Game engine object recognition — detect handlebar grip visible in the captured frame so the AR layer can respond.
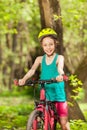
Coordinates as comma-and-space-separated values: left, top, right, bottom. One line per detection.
63, 75, 68, 81
14, 79, 19, 86
52, 75, 68, 82
14, 79, 34, 86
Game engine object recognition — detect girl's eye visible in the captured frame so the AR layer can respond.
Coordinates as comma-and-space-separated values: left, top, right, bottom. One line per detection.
42, 42, 54, 47
43, 44, 47, 46
50, 43, 54, 45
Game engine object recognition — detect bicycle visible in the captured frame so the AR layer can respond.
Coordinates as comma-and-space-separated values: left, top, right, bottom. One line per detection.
14, 75, 68, 130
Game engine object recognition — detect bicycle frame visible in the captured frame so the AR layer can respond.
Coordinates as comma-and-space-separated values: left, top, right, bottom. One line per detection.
34, 83, 58, 130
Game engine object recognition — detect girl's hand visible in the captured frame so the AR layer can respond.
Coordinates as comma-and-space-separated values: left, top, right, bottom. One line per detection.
56, 75, 63, 82
19, 78, 26, 86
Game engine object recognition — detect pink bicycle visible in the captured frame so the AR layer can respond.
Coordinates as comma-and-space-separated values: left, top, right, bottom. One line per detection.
14, 75, 68, 130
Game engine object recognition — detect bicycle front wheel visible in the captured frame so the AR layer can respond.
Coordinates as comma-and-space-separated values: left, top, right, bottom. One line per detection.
27, 110, 45, 130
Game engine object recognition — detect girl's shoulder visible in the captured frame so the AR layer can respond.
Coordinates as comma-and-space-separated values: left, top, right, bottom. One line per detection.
35, 56, 43, 64
58, 54, 64, 59
56, 54, 64, 63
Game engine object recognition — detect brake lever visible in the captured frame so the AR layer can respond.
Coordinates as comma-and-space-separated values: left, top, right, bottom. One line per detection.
63, 75, 69, 81
14, 79, 19, 86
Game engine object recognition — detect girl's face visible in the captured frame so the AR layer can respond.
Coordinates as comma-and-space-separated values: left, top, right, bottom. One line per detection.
41, 37, 56, 56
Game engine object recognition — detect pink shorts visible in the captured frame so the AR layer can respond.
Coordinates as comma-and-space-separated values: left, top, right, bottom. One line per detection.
55, 101, 68, 117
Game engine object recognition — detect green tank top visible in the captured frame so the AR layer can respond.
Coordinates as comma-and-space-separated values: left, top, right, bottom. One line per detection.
40, 54, 66, 102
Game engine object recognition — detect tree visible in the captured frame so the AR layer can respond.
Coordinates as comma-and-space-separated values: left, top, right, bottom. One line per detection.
75, 56, 87, 102
38, 0, 63, 54
61, 0, 87, 103
61, 0, 87, 73
0, 0, 40, 89
38, 0, 85, 120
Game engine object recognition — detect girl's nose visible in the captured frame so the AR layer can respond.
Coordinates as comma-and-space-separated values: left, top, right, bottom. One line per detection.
47, 45, 50, 49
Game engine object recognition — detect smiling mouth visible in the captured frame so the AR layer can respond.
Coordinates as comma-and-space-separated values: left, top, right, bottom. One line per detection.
46, 51, 55, 56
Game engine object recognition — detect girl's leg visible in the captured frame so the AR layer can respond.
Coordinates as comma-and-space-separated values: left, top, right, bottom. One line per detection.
59, 117, 70, 130
55, 101, 70, 130
66, 121, 70, 130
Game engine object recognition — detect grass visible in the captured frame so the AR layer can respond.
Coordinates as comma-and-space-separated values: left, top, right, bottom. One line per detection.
0, 89, 87, 130
0, 88, 35, 130
0, 96, 34, 130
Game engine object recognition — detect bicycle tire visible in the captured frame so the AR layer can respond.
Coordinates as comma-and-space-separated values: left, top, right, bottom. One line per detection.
27, 110, 45, 130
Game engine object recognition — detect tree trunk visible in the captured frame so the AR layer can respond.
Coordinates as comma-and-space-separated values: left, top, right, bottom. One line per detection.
8, 31, 17, 90
65, 82, 86, 120
75, 56, 87, 102
38, 0, 85, 121
0, 39, 2, 68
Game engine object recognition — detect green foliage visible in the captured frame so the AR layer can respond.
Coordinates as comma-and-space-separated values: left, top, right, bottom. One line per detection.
70, 119, 87, 130
0, 0, 40, 42
84, 111, 87, 121
69, 75, 83, 87
61, 0, 87, 45
0, 0, 41, 89
57, 118, 87, 130
79, 103, 87, 120
0, 104, 34, 129
0, 87, 31, 97
0, 91, 34, 129
60, 0, 87, 74
69, 75, 83, 100
0, 1, 22, 34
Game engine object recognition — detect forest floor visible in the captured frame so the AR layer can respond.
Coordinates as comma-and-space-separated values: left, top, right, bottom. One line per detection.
0, 93, 87, 130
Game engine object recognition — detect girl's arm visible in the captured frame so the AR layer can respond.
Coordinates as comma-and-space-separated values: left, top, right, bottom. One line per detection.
58, 55, 64, 75
56, 55, 65, 81
19, 56, 42, 85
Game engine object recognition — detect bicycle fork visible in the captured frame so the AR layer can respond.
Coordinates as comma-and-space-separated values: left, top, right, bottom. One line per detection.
36, 104, 49, 130
44, 103, 55, 130
49, 108, 55, 130
44, 104, 49, 130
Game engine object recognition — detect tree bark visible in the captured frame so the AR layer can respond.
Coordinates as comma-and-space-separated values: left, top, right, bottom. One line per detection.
75, 56, 87, 102
8, 31, 17, 90
38, 0, 85, 121
65, 82, 86, 120
0, 39, 2, 66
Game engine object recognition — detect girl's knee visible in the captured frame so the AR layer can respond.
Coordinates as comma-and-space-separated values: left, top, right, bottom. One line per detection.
59, 117, 70, 130
60, 121, 70, 130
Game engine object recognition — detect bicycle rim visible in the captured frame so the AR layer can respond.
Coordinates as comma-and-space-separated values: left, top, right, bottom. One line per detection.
27, 110, 44, 130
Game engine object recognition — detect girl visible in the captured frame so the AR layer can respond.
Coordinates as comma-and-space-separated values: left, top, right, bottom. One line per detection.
19, 28, 70, 130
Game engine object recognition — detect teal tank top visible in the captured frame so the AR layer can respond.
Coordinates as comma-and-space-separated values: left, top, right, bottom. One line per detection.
40, 54, 66, 102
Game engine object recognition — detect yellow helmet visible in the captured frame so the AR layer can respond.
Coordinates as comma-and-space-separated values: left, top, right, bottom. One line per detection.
38, 28, 57, 42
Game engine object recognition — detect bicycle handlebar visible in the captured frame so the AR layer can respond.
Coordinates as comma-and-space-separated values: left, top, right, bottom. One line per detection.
14, 79, 57, 86
24, 79, 57, 85
14, 75, 68, 86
